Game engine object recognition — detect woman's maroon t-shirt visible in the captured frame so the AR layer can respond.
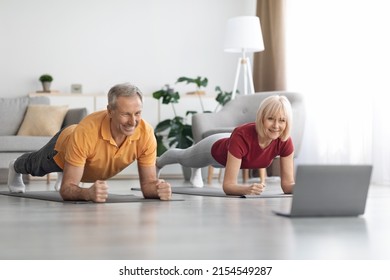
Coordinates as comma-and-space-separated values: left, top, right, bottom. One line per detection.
211, 122, 294, 169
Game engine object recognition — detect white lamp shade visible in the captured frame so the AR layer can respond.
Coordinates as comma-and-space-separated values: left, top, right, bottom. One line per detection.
224, 16, 264, 53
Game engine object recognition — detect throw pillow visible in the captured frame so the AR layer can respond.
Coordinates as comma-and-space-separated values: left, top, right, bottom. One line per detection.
17, 105, 69, 136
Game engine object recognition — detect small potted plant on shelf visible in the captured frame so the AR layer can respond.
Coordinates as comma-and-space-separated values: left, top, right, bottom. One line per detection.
39, 74, 53, 92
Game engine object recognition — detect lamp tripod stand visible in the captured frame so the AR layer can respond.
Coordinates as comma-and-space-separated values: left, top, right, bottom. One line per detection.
231, 50, 255, 99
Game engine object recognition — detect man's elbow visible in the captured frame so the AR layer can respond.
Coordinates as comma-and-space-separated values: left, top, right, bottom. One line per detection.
59, 188, 70, 200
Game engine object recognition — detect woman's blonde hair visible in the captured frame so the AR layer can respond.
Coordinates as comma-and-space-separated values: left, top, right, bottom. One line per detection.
255, 95, 293, 141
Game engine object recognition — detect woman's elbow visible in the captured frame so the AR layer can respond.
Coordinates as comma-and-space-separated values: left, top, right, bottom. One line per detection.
222, 184, 231, 195
281, 182, 294, 194
222, 183, 237, 195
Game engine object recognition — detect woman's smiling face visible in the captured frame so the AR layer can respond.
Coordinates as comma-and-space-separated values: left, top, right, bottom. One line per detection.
262, 111, 287, 140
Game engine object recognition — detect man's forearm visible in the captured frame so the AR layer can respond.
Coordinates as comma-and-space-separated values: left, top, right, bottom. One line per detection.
60, 184, 90, 201
141, 182, 159, 199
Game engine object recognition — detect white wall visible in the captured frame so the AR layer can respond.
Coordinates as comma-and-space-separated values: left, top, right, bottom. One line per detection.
0, 0, 256, 98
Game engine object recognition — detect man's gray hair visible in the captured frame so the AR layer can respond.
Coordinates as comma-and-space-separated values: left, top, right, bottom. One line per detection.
107, 83, 143, 110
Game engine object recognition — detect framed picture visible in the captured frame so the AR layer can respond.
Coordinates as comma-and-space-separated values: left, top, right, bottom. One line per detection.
71, 84, 82, 94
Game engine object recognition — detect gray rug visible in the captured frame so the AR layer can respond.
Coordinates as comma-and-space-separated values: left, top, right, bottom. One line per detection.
0, 191, 183, 204
131, 186, 292, 198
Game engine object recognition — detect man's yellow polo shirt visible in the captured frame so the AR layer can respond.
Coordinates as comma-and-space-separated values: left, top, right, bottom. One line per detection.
53, 110, 156, 182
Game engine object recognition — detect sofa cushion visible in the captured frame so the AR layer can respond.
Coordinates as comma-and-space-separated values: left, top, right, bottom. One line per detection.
0, 96, 50, 136
0, 136, 52, 152
17, 105, 68, 136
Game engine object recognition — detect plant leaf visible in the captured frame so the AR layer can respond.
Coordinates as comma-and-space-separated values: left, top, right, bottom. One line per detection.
155, 119, 172, 133
155, 134, 168, 156
152, 87, 180, 104
215, 86, 235, 106
176, 76, 208, 89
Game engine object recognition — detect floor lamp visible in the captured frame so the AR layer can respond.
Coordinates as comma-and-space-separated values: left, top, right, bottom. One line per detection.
224, 16, 264, 99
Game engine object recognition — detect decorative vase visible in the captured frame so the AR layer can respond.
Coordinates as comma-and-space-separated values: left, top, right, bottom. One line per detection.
42, 82, 51, 92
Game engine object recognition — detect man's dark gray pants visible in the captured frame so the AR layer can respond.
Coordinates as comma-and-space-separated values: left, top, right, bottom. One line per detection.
14, 129, 64, 176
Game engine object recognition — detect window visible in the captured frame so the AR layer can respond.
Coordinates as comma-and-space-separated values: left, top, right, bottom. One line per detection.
285, 0, 390, 184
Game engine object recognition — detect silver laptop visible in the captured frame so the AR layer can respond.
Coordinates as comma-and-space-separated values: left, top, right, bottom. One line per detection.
273, 165, 373, 217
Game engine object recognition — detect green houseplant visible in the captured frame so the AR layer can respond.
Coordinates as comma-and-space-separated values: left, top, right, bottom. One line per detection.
153, 77, 235, 155
39, 74, 53, 92
153, 84, 196, 157
39, 74, 53, 83
153, 76, 210, 155
153, 77, 235, 180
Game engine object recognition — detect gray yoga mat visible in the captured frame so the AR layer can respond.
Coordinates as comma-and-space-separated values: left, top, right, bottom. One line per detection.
131, 186, 292, 198
0, 191, 183, 204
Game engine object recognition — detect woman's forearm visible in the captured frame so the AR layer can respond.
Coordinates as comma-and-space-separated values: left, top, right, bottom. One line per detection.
223, 182, 266, 196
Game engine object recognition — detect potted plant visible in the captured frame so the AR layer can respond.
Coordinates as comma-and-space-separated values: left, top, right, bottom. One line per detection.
153, 76, 211, 153
39, 74, 53, 92
153, 84, 196, 156
153, 84, 196, 180
153, 77, 237, 180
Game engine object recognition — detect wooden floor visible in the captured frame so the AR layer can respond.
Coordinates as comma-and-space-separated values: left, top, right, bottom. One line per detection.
1, 176, 390, 260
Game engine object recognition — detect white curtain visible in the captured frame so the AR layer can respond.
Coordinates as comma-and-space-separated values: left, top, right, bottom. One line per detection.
285, 0, 390, 185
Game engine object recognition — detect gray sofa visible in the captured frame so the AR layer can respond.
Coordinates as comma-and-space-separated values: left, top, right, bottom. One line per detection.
0, 96, 87, 182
